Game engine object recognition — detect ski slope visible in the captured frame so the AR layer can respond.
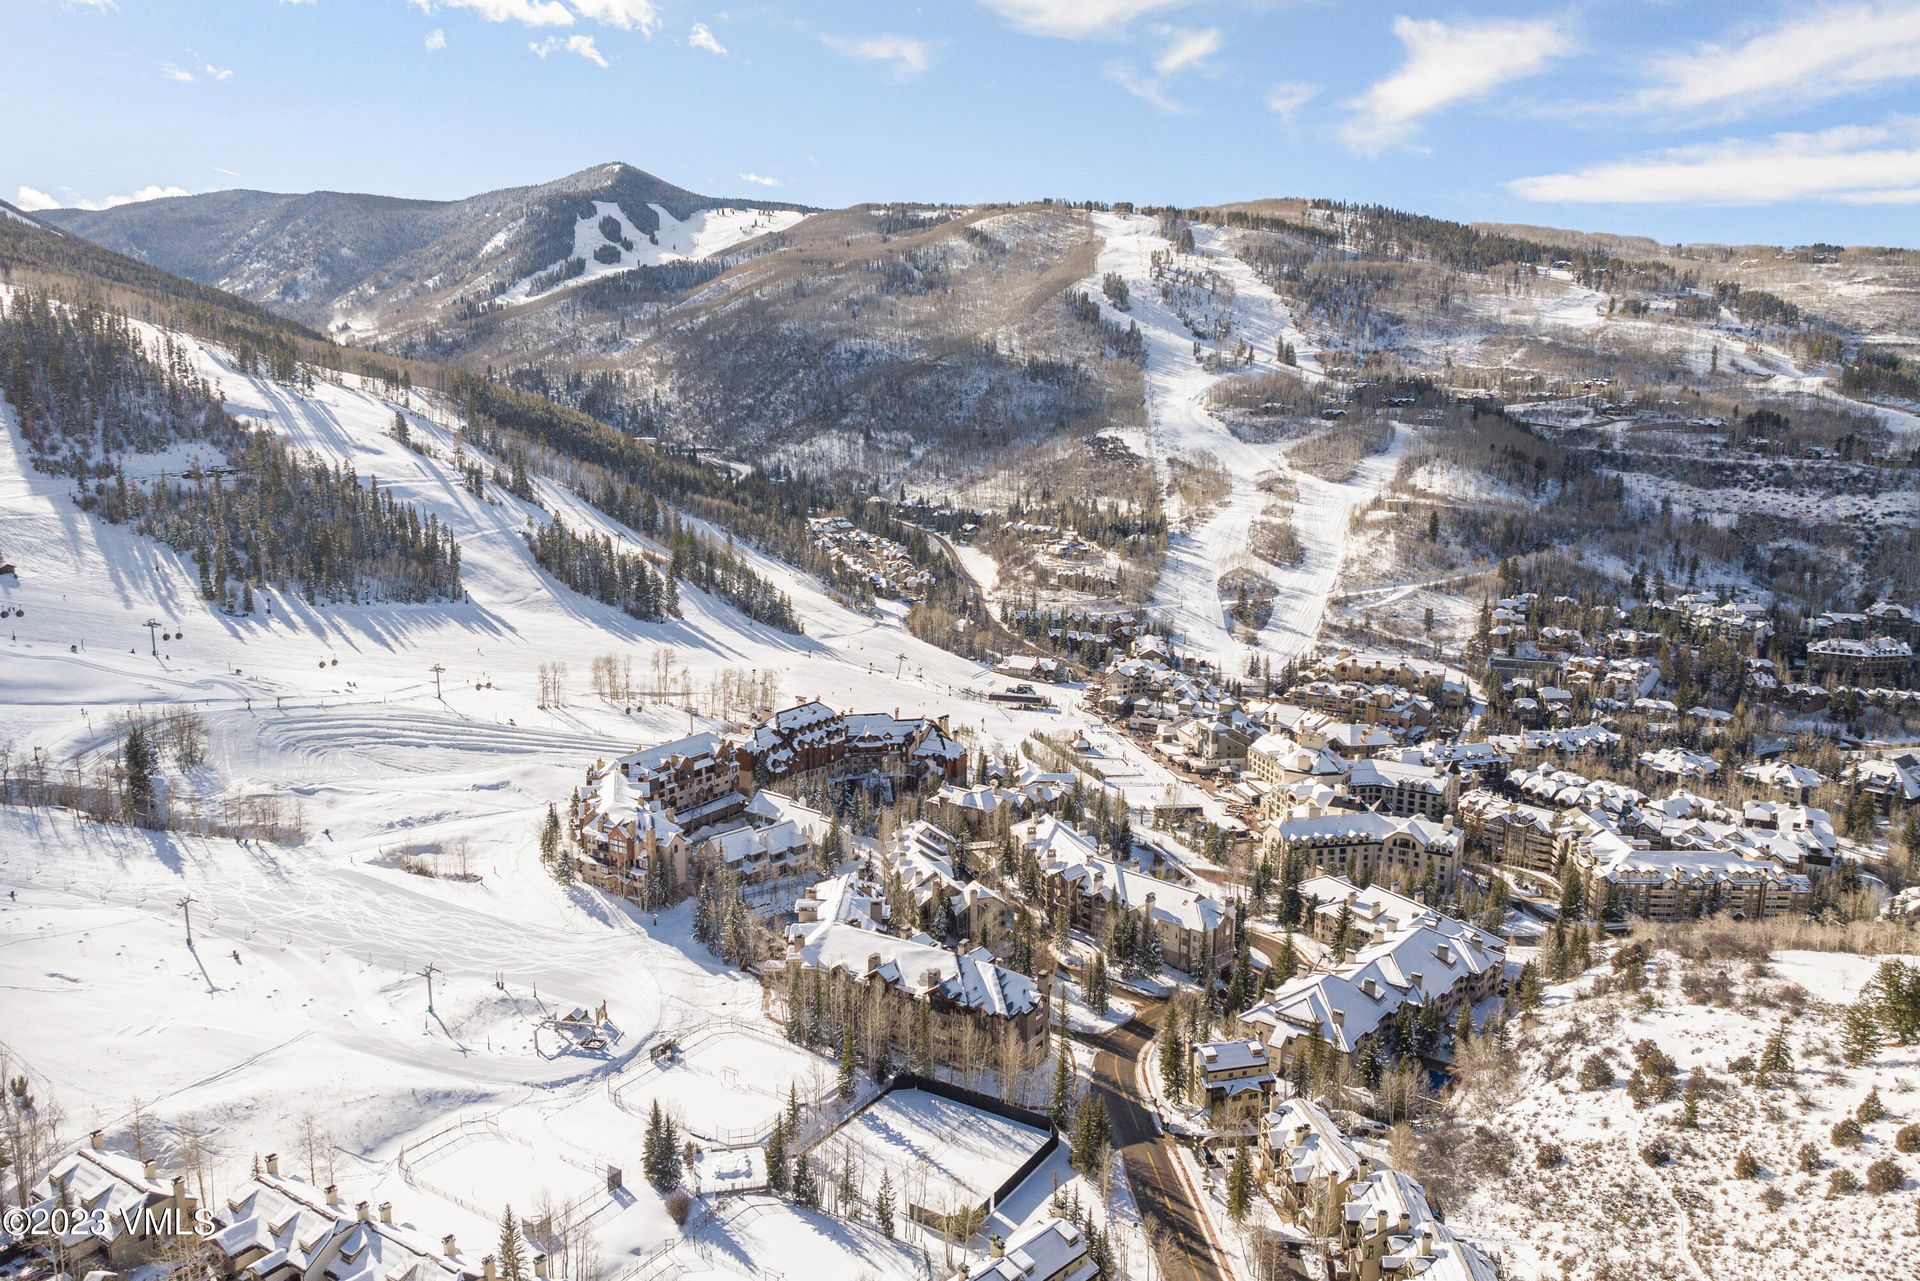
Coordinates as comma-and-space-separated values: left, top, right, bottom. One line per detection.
0, 317, 1082, 1276
1083, 212, 1402, 672
501, 201, 809, 303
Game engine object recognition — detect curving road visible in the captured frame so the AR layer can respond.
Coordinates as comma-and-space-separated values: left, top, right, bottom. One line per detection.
1083, 999, 1232, 1281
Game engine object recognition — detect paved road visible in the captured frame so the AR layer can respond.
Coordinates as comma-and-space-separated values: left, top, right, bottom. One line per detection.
1084, 1000, 1231, 1281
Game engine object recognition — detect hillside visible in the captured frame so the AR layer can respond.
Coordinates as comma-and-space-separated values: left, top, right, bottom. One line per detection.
37, 162, 809, 335
1439, 938, 1920, 1281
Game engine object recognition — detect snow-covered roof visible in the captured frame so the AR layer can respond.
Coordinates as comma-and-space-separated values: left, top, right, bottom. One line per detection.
1020, 816, 1226, 935
1271, 811, 1458, 853
966, 1216, 1096, 1281
788, 923, 1040, 1017
16, 1145, 173, 1251
791, 872, 888, 931
1345, 758, 1450, 795
1264, 1096, 1364, 1187
215, 1169, 356, 1279
1193, 1038, 1270, 1075
1245, 915, 1503, 1055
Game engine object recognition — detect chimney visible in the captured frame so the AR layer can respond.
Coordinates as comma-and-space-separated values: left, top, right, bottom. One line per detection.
378, 1202, 393, 1225
484, 1257, 498, 1281
142, 1158, 158, 1181
265, 1152, 280, 1177
868, 952, 883, 974
443, 1236, 459, 1258
325, 1184, 341, 1207
356, 1201, 371, 1223
90, 1129, 105, 1151
534, 1255, 549, 1280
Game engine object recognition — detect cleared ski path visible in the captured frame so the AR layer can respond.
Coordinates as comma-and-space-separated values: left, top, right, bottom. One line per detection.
1084, 212, 1404, 673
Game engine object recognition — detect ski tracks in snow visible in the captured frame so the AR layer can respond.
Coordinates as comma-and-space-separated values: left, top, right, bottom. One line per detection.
1083, 212, 1401, 672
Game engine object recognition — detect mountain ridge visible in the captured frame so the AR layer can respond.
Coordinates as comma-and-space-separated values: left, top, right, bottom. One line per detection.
37, 162, 814, 332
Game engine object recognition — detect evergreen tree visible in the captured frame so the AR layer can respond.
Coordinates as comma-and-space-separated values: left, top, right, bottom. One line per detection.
1757, 1018, 1794, 1084
1276, 930, 1299, 984
1514, 961, 1543, 1013
838, 1017, 859, 1103
1226, 1139, 1253, 1223
766, 1117, 790, 1195
123, 722, 157, 824
791, 1155, 818, 1208
497, 1208, 528, 1281
1330, 902, 1354, 962
1051, 1038, 1076, 1129
1070, 1093, 1111, 1177
1158, 1023, 1187, 1100
539, 803, 562, 869
875, 1170, 895, 1237
1086, 952, 1110, 1015
1843, 1001, 1881, 1067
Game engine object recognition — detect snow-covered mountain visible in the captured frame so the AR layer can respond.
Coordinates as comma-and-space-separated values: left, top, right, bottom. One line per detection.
37, 162, 810, 334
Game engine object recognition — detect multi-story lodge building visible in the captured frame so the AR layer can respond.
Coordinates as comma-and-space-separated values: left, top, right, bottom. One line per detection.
571, 768, 690, 900
735, 700, 967, 792
1265, 811, 1462, 886
214, 1160, 497, 1281
1341, 1169, 1500, 1281
1457, 790, 1559, 874
1805, 636, 1914, 685
10, 1134, 204, 1271
1342, 758, 1456, 819
1242, 890, 1505, 1075
1016, 816, 1233, 979
1189, 1038, 1277, 1105
785, 905, 1050, 1063
1261, 1096, 1370, 1204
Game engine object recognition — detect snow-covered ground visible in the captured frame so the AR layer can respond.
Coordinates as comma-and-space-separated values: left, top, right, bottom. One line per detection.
0, 319, 1100, 1275
502, 201, 808, 303
1082, 213, 1403, 671
824, 1088, 1050, 1221
1448, 946, 1920, 1281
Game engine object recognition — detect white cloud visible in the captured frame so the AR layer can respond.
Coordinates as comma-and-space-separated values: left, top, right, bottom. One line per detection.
164, 57, 233, 81
17, 184, 191, 211
821, 34, 933, 77
688, 22, 725, 54
1153, 26, 1219, 75
738, 172, 779, 187
431, 0, 574, 27
209, 165, 241, 177
1341, 16, 1569, 154
65, 0, 118, 9
1508, 123, 1920, 204
568, 0, 658, 34
1262, 80, 1318, 125
530, 33, 608, 65
425, 27, 447, 49
974, 0, 1187, 39
1103, 60, 1186, 113
1636, 3, 1920, 119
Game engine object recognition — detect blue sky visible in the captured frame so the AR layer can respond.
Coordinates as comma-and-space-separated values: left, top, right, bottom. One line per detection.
7, 0, 1920, 247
